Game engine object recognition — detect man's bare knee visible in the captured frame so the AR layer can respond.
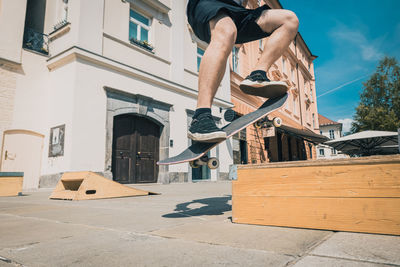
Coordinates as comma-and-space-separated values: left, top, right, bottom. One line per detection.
285, 10, 299, 32
213, 25, 237, 44
210, 15, 237, 53
257, 9, 299, 34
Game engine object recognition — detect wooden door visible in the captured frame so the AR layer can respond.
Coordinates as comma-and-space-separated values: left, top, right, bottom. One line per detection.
112, 115, 160, 184
134, 117, 160, 183
112, 115, 133, 184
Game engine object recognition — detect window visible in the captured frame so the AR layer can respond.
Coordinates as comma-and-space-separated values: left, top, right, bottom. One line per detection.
57, 0, 68, 21
331, 148, 337, 155
310, 87, 313, 102
197, 47, 205, 72
232, 47, 239, 73
312, 113, 315, 129
285, 94, 290, 110
293, 96, 298, 115
259, 39, 263, 51
291, 66, 295, 83
129, 9, 151, 43
319, 149, 325, 156
282, 57, 286, 75
329, 130, 335, 139
54, 0, 68, 30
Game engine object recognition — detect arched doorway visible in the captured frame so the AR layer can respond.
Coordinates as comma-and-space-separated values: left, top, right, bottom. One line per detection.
111, 114, 160, 183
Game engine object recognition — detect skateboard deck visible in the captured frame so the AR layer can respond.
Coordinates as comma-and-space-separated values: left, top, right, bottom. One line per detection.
157, 93, 288, 166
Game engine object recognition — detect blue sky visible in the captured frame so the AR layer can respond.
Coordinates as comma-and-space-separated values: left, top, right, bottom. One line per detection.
281, 0, 400, 132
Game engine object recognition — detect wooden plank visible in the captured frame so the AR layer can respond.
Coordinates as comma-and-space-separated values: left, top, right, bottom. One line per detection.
0, 177, 23, 197
232, 196, 400, 235
232, 157, 400, 235
237, 155, 400, 169
235, 163, 400, 198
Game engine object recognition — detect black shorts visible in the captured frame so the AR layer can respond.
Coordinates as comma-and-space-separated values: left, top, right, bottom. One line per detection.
187, 0, 271, 44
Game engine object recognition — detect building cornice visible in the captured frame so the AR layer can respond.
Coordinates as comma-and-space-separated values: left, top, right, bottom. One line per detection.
295, 33, 318, 60
124, 0, 170, 14
283, 45, 314, 81
103, 32, 171, 65
46, 46, 234, 108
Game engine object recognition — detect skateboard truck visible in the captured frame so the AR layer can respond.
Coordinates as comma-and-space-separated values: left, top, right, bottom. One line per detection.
254, 116, 282, 129
189, 155, 220, 170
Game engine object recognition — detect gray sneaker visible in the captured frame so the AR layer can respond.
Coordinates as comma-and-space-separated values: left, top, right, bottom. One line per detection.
188, 113, 226, 142
240, 72, 288, 98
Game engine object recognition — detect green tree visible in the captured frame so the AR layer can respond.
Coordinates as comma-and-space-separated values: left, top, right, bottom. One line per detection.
351, 56, 400, 133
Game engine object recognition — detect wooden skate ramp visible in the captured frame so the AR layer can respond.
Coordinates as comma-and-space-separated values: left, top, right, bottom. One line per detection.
49, 171, 155, 200
232, 155, 400, 235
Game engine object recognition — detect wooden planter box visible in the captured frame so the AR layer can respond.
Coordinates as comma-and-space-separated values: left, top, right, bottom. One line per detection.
232, 155, 400, 235
0, 172, 24, 197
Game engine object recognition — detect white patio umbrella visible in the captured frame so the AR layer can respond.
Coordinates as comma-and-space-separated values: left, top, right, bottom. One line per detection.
325, 130, 399, 156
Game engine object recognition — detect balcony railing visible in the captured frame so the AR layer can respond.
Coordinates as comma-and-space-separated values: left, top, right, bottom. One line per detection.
53, 19, 68, 31
23, 28, 49, 55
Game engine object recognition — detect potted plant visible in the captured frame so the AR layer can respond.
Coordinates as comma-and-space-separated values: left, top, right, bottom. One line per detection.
130, 38, 154, 52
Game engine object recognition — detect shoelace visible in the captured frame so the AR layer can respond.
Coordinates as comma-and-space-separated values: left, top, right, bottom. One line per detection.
247, 73, 270, 82
191, 113, 220, 132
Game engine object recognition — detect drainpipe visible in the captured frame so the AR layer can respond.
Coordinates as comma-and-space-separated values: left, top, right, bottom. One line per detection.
294, 34, 313, 159
294, 34, 304, 126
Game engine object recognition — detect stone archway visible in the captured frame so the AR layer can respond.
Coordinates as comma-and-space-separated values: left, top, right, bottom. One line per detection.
104, 87, 171, 183
112, 114, 160, 183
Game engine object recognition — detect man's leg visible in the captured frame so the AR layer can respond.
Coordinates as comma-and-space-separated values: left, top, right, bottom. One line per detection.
254, 9, 299, 72
239, 9, 299, 98
187, 13, 237, 142
197, 12, 237, 109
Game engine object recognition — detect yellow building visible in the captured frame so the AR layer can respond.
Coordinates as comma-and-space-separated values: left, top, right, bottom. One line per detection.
229, 0, 327, 164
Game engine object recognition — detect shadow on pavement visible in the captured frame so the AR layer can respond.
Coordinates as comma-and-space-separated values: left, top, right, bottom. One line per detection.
162, 195, 231, 218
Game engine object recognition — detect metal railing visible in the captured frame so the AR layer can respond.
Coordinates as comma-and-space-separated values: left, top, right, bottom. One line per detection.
53, 19, 68, 31
23, 27, 49, 55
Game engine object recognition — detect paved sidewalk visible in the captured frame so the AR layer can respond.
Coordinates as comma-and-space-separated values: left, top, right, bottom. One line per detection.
0, 181, 399, 267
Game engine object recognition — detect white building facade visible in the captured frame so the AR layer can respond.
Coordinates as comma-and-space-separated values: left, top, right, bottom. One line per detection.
0, 0, 234, 190
317, 114, 348, 159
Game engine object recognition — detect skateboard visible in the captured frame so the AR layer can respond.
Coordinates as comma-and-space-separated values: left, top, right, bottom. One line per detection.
157, 93, 288, 169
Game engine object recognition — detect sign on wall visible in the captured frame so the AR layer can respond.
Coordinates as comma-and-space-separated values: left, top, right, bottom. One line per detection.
49, 124, 65, 157
262, 127, 276, 138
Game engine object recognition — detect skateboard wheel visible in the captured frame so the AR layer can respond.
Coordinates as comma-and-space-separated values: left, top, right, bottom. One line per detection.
272, 117, 282, 127
254, 120, 262, 129
189, 161, 200, 168
207, 157, 219, 169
